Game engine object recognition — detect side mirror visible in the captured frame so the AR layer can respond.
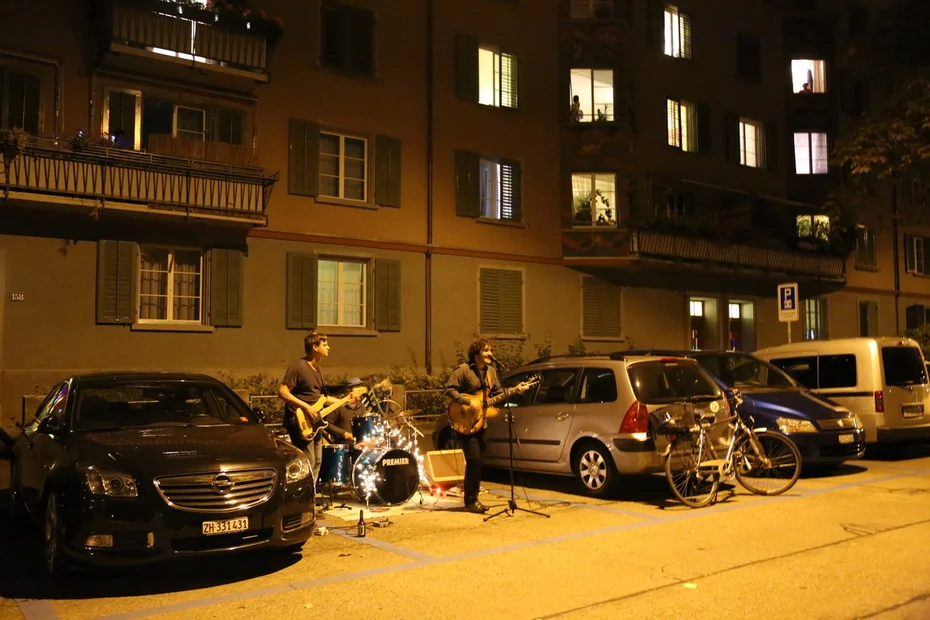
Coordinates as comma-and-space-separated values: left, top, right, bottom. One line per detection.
252, 407, 266, 423
37, 415, 60, 434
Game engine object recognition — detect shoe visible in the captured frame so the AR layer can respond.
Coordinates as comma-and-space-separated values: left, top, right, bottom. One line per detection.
465, 501, 488, 514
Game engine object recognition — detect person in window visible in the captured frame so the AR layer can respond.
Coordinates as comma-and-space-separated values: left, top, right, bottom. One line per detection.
112, 128, 133, 149
445, 338, 530, 514
798, 83, 812, 94
570, 95, 583, 122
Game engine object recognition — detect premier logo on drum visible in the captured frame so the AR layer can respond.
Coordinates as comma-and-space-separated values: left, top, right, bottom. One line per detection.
382, 457, 410, 467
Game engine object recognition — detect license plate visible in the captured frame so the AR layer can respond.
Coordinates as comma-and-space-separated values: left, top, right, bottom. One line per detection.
838, 433, 854, 444
202, 516, 248, 536
902, 404, 924, 419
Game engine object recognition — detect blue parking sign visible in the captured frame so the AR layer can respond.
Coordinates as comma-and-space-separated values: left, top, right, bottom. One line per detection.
778, 282, 799, 322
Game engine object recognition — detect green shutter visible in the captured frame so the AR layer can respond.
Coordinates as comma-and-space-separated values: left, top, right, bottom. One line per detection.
583, 277, 622, 338
349, 5, 375, 76
500, 159, 522, 222
455, 150, 480, 217
374, 259, 401, 332
724, 111, 740, 162
765, 122, 779, 170
288, 119, 320, 197
697, 104, 712, 154
96, 240, 135, 325
286, 252, 318, 330
455, 32, 478, 102
211, 249, 244, 327
375, 134, 402, 208
480, 268, 523, 335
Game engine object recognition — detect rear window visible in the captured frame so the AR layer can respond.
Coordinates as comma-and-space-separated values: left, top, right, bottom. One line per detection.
881, 347, 928, 386
695, 353, 797, 389
627, 360, 721, 405
770, 354, 857, 389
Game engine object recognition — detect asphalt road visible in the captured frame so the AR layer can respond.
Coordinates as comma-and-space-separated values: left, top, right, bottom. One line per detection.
2, 445, 930, 620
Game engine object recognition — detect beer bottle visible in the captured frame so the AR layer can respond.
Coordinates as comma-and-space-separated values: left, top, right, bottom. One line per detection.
357, 510, 366, 538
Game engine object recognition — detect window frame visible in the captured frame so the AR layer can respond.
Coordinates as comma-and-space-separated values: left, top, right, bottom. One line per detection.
317, 256, 370, 329
906, 235, 929, 276
136, 245, 205, 325
792, 131, 829, 175
320, 0, 376, 78
478, 44, 519, 110
571, 172, 617, 227
803, 298, 827, 341
664, 4, 693, 59
791, 58, 827, 94
667, 98, 696, 152
319, 130, 370, 203
855, 226, 877, 270
738, 118, 763, 168
857, 299, 879, 337
102, 87, 142, 150
570, 68, 615, 123
173, 105, 207, 142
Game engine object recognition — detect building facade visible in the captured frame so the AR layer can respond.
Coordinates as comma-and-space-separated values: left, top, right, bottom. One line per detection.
0, 0, 926, 419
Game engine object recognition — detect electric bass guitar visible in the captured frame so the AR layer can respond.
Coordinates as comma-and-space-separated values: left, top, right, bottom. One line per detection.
447, 374, 542, 435
295, 386, 370, 441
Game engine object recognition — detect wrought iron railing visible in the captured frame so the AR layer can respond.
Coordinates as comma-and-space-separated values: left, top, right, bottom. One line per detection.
0, 137, 277, 221
631, 230, 845, 280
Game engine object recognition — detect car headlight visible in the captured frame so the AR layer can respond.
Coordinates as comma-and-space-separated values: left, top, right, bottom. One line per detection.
285, 454, 312, 483
851, 413, 864, 430
85, 469, 138, 497
776, 418, 818, 433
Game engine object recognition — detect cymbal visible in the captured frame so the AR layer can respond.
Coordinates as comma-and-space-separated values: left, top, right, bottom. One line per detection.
381, 409, 421, 421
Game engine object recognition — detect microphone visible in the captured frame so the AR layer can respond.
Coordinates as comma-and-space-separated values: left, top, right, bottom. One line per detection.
489, 355, 502, 365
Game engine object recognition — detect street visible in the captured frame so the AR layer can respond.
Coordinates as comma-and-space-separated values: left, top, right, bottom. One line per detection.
2, 445, 930, 620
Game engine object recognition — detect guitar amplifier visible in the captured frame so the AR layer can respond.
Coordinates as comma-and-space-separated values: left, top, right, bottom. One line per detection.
423, 449, 466, 485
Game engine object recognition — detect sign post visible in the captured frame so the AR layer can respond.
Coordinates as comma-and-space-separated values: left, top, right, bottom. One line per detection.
777, 282, 800, 343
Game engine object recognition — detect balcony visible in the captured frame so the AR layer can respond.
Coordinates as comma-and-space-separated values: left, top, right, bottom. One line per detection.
0, 136, 277, 226
101, 0, 282, 85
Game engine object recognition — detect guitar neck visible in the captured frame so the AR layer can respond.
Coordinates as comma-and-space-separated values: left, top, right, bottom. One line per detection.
486, 387, 517, 407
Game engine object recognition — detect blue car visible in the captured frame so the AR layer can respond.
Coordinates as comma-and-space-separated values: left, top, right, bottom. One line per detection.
625, 350, 866, 468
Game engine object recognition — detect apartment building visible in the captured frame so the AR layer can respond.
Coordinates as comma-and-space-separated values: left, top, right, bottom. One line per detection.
0, 0, 924, 419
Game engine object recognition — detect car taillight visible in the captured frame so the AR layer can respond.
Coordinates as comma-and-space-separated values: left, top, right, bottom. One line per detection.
619, 400, 649, 433
874, 390, 884, 413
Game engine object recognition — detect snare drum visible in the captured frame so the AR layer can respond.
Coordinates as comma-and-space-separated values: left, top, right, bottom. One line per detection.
352, 448, 420, 506
319, 444, 352, 485
352, 414, 385, 445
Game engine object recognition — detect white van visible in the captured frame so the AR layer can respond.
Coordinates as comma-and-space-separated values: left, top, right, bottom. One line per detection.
753, 338, 930, 445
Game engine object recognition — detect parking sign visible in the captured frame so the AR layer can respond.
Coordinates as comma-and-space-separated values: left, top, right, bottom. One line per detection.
778, 282, 799, 322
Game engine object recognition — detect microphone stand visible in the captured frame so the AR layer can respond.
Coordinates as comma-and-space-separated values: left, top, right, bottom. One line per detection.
484, 359, 550, 522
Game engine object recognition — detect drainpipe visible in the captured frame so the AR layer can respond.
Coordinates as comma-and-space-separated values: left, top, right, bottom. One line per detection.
425, 0, 435, 374
0, 49, 62, 137
892, 183, 901, 334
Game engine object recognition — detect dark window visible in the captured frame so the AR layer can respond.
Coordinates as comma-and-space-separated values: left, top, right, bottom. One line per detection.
881, 347, 928, 387
698, 353, 795, 389
819, 354, 857, 388
769, 355, 818, 388
737, 33, 761, 82
3, 71, 41, 134
531, 369, 580, 406
577, 368, 618, 404
627, 360, 720, 405
321, 1, 375, 77
855, 227, 877, 269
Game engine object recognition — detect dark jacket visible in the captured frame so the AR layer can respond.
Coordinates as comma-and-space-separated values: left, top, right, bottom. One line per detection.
445, 362, 503, 405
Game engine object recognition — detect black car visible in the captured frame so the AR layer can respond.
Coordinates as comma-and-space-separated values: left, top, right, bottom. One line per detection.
7, 372, 315, 575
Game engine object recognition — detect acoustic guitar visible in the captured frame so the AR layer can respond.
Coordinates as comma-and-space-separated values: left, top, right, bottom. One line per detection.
447, 374, 542, 435
295, 385, 371, 441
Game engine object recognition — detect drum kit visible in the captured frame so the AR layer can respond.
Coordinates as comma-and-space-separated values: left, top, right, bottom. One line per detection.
318, 381, 425, 508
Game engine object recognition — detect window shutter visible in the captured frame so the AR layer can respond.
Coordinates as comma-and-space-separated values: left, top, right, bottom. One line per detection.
349, 5, 375, 76
96, 240, 135, 325
454, 32, 479, 102
904, 234, 914, 272
868, 301, 879, 337
375, 134, 402, 208
8, 72, 41, 135
583, 277, 622, 338
765, 122, 778, 170
455, 150, 480, 217
647, 0, 665, 49
501, 52, 519, 110
210, 249, 244, 327
500, 159, 522, 222
286, 252, 318, 330
374, 259, 401, 332
288, 119, 320, 197
906, 304, 926, 330
680, 11, 692, 59
480, 268, 523, 335
724, 111, 740, 162
696, 103, 712, 154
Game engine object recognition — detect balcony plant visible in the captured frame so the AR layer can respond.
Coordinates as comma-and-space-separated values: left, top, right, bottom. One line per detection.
203, 0, 284, 42
0, 127, 29, 165
573, 189, 614, 226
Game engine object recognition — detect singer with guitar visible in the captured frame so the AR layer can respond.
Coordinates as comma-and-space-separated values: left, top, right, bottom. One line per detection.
279, 331, 353, 487
444, 338, 532, 514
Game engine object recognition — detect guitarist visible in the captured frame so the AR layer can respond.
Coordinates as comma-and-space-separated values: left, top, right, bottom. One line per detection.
444, 338, 528, 514
278, 331, 352, 487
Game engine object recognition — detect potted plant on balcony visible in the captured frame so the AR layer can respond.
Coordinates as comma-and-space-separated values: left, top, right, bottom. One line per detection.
574, 189, 613, 226
0, 127, 28, 166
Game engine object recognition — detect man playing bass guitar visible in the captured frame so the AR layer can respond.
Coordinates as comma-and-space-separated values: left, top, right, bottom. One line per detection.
444, 337, 531, 514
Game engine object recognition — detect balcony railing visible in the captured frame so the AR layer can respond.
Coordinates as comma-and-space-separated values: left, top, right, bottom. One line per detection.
110, 1, 270, 75
631, 230, 845, 280
0, 137, 277, 223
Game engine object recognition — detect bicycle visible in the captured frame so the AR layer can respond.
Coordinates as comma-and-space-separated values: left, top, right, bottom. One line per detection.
653, 391, 802, 508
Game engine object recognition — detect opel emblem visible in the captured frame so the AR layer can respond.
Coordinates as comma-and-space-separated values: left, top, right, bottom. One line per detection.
212, 473, 234, 494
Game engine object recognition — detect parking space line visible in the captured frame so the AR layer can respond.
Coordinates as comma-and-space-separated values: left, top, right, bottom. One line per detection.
15, 599, 58, 620
330, 528, 434, 561
28, 464, 930, 620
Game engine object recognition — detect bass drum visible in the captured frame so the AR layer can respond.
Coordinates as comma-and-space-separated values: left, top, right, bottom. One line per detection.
352, 448, 420, 506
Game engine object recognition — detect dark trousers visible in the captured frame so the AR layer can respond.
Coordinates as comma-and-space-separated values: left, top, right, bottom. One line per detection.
456, 428, 487, 505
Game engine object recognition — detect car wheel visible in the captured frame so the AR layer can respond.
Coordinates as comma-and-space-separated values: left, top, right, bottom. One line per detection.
44, 492, 69, 577
572, 442, 617, 498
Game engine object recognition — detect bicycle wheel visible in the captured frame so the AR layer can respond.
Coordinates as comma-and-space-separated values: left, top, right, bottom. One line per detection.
734, 430, 801, 496
665, 434, 719, 508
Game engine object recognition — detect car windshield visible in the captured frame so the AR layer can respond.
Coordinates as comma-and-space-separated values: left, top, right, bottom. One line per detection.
881, 347, 928, 387
627, 360, 721, 405
73, 382, 257, 431
696, 353, 798, 389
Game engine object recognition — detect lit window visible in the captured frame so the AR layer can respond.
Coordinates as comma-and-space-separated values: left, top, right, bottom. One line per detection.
667, 99, 696, 152
572, 173, 617, 226
791, 59, 826, 94
138, 247, 203, 322
664, 5, 692, 59
729, 303, 741, 319
479, 45, 518, 109
803, 298, 826, 340
318, 259, 367, 327
796, 215, 831, 240
570, 69, 614, 122
690, 300, 704, 317
739, 119, 763, 168
319, 132, 368, 201
479, 159, 520, 221
793, 132, 829, 175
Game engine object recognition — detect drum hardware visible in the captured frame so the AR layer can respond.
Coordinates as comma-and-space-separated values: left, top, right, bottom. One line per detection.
380, 409, 421, 422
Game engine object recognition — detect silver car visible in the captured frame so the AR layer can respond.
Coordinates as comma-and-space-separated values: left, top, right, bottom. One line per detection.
433, 354, 732, 498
